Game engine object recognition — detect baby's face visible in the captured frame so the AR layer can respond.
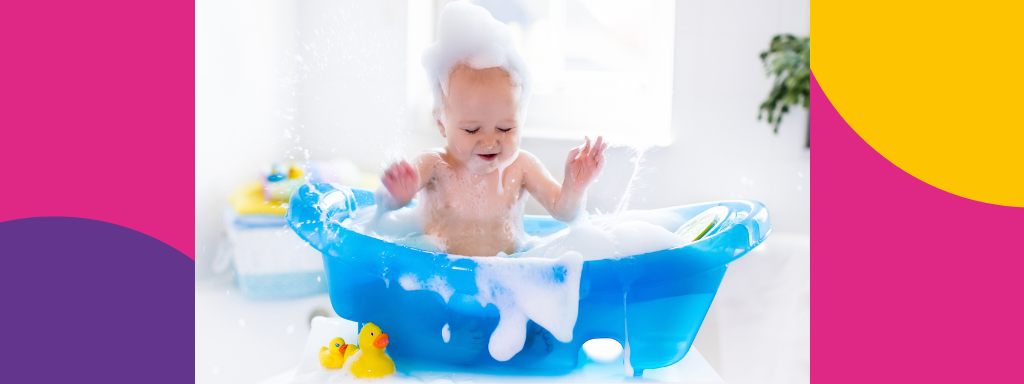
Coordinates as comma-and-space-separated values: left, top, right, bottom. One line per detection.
439, 66, 522, 174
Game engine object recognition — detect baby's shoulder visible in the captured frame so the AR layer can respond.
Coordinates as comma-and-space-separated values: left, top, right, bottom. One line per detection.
513, 150, 545, 170
413, 149, 454, 177
417, 149, 451, 167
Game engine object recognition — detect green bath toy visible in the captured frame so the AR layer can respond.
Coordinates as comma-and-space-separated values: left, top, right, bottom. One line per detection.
675, 206, 730, 241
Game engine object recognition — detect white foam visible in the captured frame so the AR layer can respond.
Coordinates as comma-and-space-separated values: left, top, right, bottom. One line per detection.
398, 273, 455, 303
421, 2, 533, 119
514, 210, 690, 261
495, 148, 521, 195
471, 251, 584, 361
398, 274, 420, 290
441, 323, 451, 343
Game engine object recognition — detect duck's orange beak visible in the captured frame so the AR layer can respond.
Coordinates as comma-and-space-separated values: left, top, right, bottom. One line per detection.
339, 344, 347, 354
373, 333, 389, 348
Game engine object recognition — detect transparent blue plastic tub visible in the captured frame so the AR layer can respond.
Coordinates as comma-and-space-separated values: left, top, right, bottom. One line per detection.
287, 183, 770, 376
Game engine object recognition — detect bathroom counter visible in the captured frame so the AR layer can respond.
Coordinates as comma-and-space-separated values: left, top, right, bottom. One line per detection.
196, 274, 337, 384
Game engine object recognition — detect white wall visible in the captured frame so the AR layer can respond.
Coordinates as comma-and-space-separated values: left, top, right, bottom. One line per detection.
523, 0, 811, 232
195, 0, 298, 279
663, 0, 810, 232
292, 0, 412, 174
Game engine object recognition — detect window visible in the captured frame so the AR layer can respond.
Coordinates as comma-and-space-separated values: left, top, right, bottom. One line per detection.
408, 0, 676, 146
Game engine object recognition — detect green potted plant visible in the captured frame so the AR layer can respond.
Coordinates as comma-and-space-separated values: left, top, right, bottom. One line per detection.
759, 34, 810, 139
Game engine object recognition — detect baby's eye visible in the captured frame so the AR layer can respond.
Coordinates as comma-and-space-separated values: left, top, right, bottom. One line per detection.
463, 128, 480, 134
498, 127, 514, 133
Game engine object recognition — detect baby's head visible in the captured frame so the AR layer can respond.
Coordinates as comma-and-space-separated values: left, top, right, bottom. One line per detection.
421, 2, 532, 174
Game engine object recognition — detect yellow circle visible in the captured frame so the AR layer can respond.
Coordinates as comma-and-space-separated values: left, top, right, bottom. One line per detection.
815, 2, 1024, 207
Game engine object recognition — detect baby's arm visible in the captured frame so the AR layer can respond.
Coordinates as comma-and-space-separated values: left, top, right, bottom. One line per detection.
523, 136, 608, 221
378, 153, 435, 210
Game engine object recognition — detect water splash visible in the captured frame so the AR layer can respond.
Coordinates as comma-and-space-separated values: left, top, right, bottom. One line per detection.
614, 145, 652, 214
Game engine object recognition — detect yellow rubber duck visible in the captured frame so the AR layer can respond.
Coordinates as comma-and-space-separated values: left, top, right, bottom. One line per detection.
344, 342, 359, 361
348, 323, 395, 378
318, 337, 353, 369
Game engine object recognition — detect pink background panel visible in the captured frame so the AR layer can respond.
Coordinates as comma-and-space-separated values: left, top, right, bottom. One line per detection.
0, 2, 193, 259
812, 71, 1024, 382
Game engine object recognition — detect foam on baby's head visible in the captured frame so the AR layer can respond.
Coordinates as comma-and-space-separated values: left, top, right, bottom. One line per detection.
421, 2, 532, 120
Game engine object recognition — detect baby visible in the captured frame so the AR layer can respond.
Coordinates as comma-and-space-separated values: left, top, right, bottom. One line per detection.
377, 3, 608, 257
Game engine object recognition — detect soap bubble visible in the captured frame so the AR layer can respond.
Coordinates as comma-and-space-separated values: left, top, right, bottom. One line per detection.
421, 2, 533, 120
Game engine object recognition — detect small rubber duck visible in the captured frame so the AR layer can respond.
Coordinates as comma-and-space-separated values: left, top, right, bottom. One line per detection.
343, 340, 359, 361
348, 323, 395, 378
318, 337, 352, 369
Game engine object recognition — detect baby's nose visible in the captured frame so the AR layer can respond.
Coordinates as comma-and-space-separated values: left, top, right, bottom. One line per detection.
482, 136, 499, 148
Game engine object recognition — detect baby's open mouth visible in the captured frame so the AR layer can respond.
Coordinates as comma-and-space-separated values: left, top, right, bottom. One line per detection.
477, 153, 498, 161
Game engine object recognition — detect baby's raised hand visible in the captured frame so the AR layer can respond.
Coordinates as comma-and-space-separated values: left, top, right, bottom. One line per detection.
381, 160, 420, 206
564, 136, 608, 191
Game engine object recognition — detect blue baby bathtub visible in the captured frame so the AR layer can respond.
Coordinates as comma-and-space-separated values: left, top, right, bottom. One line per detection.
287, 183, 770, 376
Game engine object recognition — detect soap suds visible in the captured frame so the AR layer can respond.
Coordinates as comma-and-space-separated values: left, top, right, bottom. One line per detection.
495, 148, 521, 195
472, 251, 584, 361
514, 210, 691, 261
421, 2, 533, 119
398, 273, 455, 303
398, 274, 420, 290
441, 323, 451, 343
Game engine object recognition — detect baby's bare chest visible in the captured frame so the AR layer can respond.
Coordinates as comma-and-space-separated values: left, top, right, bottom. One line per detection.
421, 167, 526, 222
